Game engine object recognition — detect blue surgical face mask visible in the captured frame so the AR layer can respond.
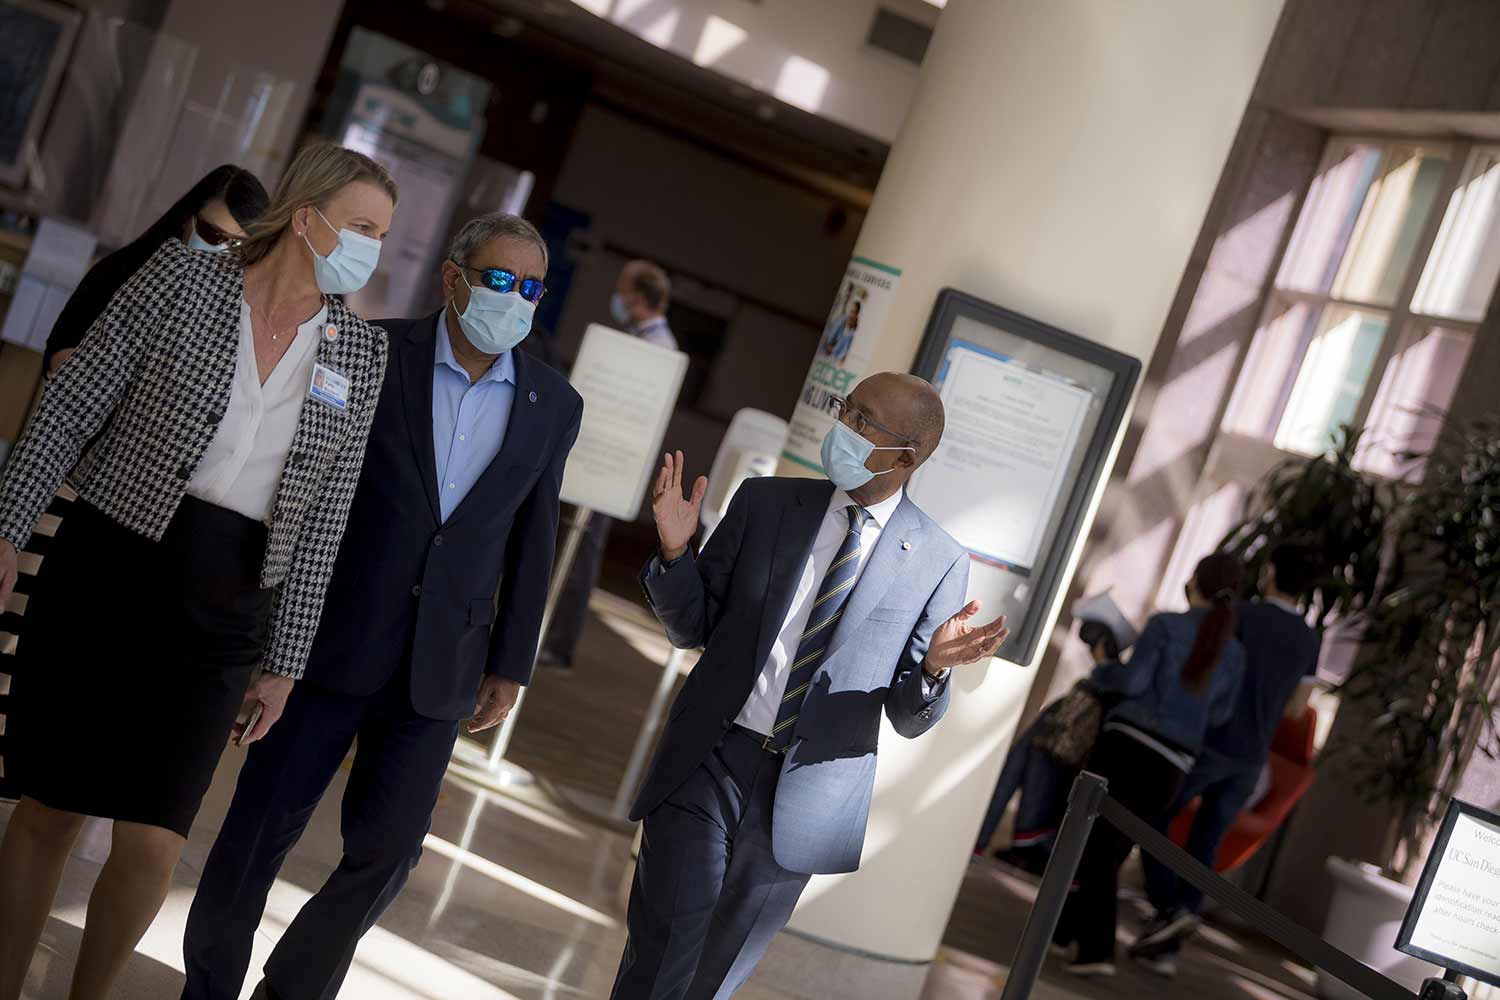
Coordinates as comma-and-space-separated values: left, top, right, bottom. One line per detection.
820, 420, 914, 492
454, 271, 534, 354
610, 292, 631, 326
303, 206, 381, 295
187, 230, 230, 253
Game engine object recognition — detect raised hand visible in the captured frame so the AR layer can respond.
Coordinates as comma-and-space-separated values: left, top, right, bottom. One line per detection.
652, 451, 707, 561
925, 601, 1010, 673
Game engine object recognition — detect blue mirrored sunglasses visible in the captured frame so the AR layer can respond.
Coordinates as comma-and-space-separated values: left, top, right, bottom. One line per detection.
463, 265, 546, 303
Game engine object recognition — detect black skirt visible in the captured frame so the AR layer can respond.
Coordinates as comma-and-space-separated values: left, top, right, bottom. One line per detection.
8, 495, 272, 837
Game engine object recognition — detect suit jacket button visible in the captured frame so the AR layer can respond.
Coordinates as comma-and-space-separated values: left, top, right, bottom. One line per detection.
411, 585, 423, 597
433, 534, 444, 547
206, 412, 222, 426
175, 464, 191, 480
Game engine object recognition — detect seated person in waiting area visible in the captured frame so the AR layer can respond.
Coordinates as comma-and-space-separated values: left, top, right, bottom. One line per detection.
611, 373, 1011, 1000
1130, 543, 1323, 976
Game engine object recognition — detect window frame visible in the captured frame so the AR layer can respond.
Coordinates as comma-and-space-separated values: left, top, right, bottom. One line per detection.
1220, 135, 1491, 482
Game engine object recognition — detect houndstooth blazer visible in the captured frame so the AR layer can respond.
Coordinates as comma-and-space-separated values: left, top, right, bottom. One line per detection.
0, 239, 387, 679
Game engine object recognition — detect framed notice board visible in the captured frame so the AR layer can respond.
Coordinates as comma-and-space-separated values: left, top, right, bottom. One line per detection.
1397, 799, 1500, 988
907, 289, 1140, 664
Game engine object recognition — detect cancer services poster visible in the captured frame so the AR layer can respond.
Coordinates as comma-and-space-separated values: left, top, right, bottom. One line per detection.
783, 256, 902, 475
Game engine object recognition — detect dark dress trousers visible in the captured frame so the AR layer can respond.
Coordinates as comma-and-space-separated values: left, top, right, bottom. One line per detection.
613, 477, 970, 999
182, 312, 582, 1000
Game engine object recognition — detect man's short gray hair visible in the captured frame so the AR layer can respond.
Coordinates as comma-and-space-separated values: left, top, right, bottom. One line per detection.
447, 213, 549, 273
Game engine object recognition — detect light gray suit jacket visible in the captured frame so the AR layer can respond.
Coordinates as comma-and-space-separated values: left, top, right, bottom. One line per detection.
633, 476, 970, 874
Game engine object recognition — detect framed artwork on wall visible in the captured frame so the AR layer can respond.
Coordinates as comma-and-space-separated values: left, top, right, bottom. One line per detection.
0, 0, 83, 189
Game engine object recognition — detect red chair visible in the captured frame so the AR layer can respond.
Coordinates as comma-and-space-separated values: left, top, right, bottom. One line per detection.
1166, 708, 1318, 873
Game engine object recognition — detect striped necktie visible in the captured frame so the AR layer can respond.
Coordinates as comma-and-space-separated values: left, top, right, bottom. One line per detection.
768, 504, 870, 751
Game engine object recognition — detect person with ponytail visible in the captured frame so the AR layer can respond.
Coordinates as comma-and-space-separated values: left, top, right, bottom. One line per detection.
1051, 552, 1247, 979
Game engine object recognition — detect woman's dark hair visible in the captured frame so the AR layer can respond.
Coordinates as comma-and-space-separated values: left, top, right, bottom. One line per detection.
135, 164, 269, 254
1182, 552, 1245, 693
42, 165, 269, 367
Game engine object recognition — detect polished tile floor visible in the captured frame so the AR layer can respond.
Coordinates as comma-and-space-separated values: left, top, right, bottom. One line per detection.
3, 588, 1317, 1000
3, 756, 1071, 1000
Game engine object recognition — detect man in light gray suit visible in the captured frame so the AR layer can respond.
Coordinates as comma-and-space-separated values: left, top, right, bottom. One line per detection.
613, 372, 1011, 999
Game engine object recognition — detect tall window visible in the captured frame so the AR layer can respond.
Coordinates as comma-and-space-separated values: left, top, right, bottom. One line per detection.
1223, 139, 1500, 479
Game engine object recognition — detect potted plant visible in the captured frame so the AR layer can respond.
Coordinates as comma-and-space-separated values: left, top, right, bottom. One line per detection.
1219, 425, 1394, 624
1310, 416, 1500, 996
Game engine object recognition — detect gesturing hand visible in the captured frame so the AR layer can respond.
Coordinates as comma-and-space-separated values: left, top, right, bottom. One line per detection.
652, 451, 707, 562
925, 601, 1011, 673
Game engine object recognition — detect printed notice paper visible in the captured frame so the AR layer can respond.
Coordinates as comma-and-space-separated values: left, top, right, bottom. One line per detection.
1400, 802, 1500, 986
561, 324, 687, 521
908, 339, 1091, 573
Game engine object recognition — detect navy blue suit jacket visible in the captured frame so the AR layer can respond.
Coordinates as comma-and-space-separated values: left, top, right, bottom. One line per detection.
301, 312, 583, 720
633, 477, 970, 874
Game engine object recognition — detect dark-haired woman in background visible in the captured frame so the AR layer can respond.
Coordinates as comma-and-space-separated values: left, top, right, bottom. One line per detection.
1052, 552, 1247, 978
44, 164, 270, 375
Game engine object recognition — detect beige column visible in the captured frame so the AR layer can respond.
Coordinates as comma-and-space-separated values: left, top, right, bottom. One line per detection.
781, 0, 1287, 963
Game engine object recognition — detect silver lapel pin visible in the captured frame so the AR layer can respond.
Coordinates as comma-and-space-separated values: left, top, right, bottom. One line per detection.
529, 390, 538, 403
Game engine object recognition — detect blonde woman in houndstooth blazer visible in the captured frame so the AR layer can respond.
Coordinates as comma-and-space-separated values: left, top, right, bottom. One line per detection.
0, 144, 398, 1000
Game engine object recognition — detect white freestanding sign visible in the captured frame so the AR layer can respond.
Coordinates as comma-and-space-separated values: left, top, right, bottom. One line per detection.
561, 324, 688, 520
1398, 799, 1500, 987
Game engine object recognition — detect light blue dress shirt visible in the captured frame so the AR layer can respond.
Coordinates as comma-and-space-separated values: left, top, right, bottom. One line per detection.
432, 314, 515, 522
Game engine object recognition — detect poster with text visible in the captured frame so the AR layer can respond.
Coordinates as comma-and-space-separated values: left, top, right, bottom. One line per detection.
782, 256, 901, 474
1399, 800, 1500, 987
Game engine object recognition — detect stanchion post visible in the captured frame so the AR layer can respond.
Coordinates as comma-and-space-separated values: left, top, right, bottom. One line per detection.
999, 771, 1109, 1000
610, 645, 686, 820
485, 504, 594, 770
1418, 970, 1467, 1000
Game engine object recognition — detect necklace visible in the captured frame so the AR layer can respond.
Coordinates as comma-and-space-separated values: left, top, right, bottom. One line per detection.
246, 278, 320, 343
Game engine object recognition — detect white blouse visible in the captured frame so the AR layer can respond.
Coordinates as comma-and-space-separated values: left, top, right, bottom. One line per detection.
188, 301, 326, 523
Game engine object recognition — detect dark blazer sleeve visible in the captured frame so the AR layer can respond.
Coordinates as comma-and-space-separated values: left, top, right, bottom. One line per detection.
639, 478, 752, 650
0, 242, 173, 550
486, 392, 584, 684
884, 550, 968, 738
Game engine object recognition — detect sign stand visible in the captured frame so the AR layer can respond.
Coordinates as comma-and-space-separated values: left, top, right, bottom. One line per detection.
1418, 970, 1466, 1000
450, 325, 688, 794
448, 505, 593, 787
1397, 798, 1500, 996
610, 646, 685, 820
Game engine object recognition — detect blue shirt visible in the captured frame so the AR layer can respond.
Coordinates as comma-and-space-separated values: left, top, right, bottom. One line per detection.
1203, 598, 1320, 762
1090, 609, 1246, 758
432, 314, 515, 522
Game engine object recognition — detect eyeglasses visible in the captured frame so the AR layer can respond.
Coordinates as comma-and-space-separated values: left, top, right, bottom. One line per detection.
193, 215, 236, 247
826, 394, 916, 444
461, 264, 546, 303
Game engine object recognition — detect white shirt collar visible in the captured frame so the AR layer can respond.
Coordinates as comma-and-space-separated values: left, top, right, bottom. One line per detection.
829, 486, 903, 529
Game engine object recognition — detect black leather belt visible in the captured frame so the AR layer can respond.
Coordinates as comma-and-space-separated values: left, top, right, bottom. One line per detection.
730, 723, 787, 756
